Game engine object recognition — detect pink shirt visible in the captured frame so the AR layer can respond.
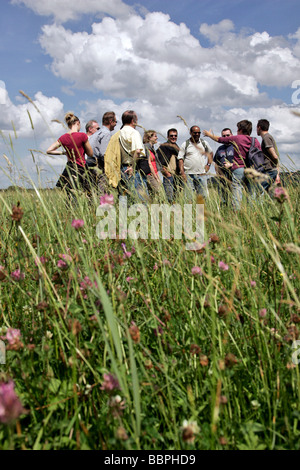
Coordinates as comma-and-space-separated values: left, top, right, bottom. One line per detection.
218, 135, 261, 171
58, 132, 88, 167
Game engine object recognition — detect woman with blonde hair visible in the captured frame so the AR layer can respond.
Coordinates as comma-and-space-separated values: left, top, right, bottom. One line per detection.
47, 112, 93, 192
135, 130, 162, 198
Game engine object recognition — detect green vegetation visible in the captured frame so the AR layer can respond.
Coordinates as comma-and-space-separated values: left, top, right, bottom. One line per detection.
0, 179, 299, 450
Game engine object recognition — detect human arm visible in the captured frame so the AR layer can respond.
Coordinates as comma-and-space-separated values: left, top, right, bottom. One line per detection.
266, 146, 279, 164
203, 129, 220, 143
83, 140, 93, 158
46, 141, 66, 156
178, 159, 187, 182
205, 151, 213, 173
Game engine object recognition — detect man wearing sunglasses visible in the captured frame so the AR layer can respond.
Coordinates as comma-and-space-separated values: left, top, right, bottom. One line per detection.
177, 125, 213, 199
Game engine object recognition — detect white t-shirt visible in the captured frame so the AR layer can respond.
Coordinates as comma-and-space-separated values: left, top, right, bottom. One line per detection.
119, 126, 145, 157
178, 139, 212, 174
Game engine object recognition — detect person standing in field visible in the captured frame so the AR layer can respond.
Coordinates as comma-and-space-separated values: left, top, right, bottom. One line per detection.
118, 110, 145, 196
87, 112, 118, 192
256, 119, 280, 192
213, 128, 234, 205
157, 128, 180, 202
46, 112, 93, 193
203, 120, 261, 210
177, 125, 213, 199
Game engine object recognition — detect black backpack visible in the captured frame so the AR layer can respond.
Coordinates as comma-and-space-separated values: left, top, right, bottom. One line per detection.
247, 138, 267, 173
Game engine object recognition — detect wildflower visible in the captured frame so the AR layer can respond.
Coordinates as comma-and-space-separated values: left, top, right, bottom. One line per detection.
59, 253, 72, 262
100, 193, 114, 210
209, 233, 220, 244
162, 258, 171, 267
34, 256, 47, 266
108, 395, 126, 418
121, 243, 132, 259
11, 204, 23, 222
274, 186, 289, 203
153, 263, 158, 271
181, 419, 200, 444
0, 381, 26, 424
190, 344, 201, 356
126, 276, 134, 282
68, 319, 82, 336
116, 426, 129, 441
191, 266, 202, 276
11, 269, 25, 281
100, 373, 120, 392
129, 321, 140, 344
57, 259, 68, 270
71, 219, 84, 230
218, 304, 229, 318
199, 355, 209, 367
259, 308, 267, 318
225, 353, 238, 368
219, 436, 228, 446
218, 261, 229, 271
250, 280, 257, 288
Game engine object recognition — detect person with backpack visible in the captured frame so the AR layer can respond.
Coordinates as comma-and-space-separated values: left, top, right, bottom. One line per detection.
177, 126, 213, 199
203, 120, 262, 211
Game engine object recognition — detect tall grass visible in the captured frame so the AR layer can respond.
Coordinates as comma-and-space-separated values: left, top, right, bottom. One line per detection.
0, 176, 298, 449
0, 106, 299, 449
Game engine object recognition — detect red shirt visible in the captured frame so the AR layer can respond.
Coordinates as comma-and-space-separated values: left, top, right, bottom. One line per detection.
149, 150, 158, 174
218, 135, 261, 171
58, 132, 88, 167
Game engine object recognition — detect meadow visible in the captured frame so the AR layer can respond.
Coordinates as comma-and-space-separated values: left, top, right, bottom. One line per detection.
0, 173, 299, 451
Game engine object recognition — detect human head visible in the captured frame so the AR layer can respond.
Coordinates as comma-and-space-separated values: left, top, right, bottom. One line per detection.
121, 110, 138, 127
65, 112, 80, 130
190, 125, 201, 143
143, 130, 157, 144
237, 120, 252, 136
102, 111, 117, 131
257, 119, 270, 136
167, 128, 178, 143
221, 128, 233, 137
85, 119, 99, 136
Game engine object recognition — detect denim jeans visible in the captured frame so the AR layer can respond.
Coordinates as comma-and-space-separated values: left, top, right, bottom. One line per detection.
231, 167, 246, 211
186, 174, 208, 199
260, 169, 278, 192
163, 175, 175, 202
135, 171, 149, 202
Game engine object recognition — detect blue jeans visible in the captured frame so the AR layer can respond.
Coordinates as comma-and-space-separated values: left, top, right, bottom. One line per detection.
186, 174, 208, 199
260, 169, 278, 193
231, 167, 246, 211
135, 171, 149, 202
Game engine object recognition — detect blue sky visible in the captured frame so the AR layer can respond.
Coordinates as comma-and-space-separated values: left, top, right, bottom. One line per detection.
0, 0, 300, 188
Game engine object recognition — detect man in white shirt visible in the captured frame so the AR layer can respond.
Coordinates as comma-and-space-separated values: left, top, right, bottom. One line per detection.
177, 126, 213, 199
119, 110, 145, 195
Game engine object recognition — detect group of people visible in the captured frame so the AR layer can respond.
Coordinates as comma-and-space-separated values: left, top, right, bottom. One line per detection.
46, 109, 280, 210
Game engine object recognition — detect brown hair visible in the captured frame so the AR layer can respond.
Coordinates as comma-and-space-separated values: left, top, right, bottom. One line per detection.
65, 112, 79, 129
237, 120, 252, 136
102, 112, 116, 126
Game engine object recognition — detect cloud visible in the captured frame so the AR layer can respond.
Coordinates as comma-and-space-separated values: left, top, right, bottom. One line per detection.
0, 86, 65, 138
11, 0, 133, 22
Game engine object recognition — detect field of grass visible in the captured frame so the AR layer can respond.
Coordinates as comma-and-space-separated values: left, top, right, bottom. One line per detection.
0, 178, 299, 450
